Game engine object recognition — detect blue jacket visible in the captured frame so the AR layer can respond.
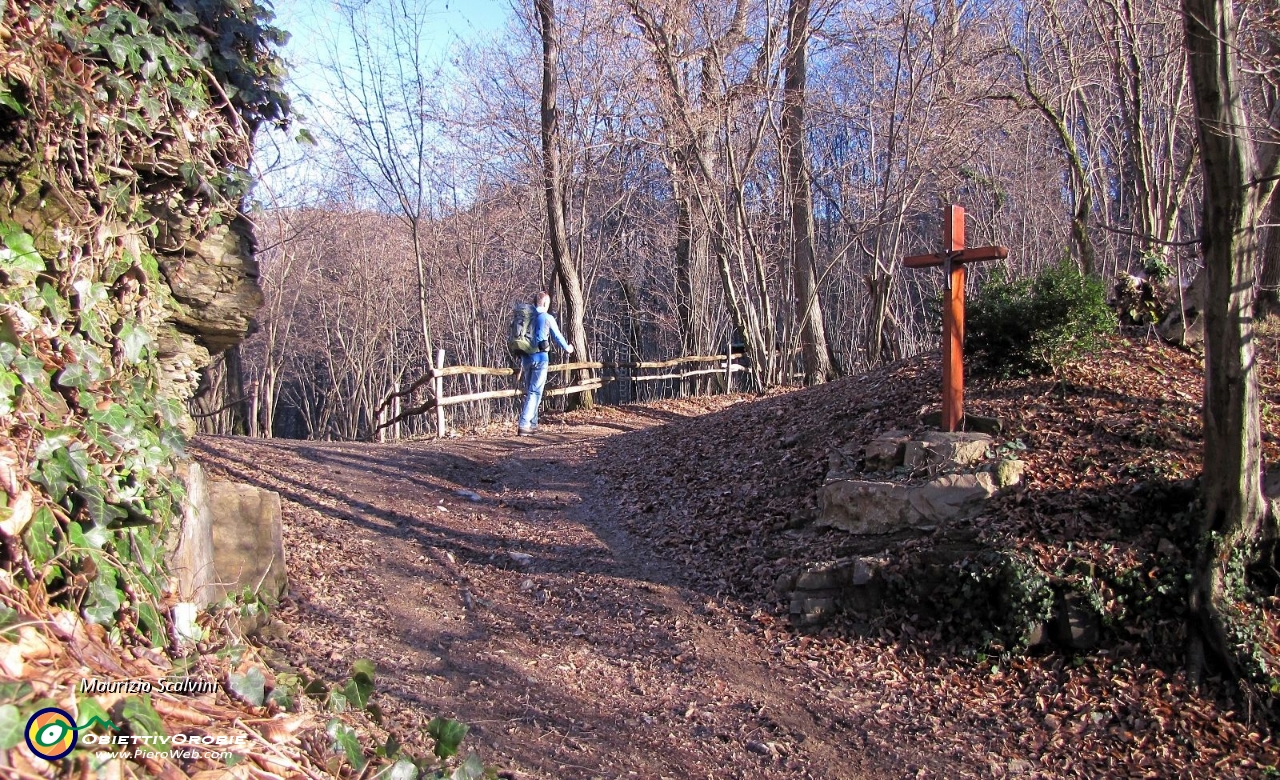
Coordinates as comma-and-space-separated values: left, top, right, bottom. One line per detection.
534, 310, 571, 354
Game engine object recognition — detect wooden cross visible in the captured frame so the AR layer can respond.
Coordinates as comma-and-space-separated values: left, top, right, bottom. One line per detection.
904, 205, 1008, 432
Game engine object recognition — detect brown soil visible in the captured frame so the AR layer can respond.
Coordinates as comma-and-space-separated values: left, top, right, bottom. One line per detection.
193, 405, 912, 780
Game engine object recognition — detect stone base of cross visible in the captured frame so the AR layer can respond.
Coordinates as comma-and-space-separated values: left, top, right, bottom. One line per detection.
904, 205, 1008, 432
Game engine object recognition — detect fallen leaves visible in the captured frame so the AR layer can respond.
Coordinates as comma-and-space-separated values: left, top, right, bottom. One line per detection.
598, 334, 1280, 777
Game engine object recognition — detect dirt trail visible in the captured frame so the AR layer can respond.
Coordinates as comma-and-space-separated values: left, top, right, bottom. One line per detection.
194, 413, 908, 780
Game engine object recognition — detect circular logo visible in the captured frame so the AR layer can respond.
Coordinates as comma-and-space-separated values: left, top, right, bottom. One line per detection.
25, 707, 77, 761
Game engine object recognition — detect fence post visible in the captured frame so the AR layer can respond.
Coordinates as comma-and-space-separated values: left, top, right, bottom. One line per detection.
434, 348, 446, 438
725, 335, 734, 394
392, 377, 402, 441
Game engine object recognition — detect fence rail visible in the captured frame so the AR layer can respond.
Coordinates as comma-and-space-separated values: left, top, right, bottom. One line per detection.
374, 349, 745, 438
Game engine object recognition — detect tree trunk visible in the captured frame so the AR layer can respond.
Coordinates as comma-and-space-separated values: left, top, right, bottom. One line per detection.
1182, 0, 1270, 685
536, 0, 593, 410
864, 273, 903, 365
624, 0, 772, 391
221, 345, 250, 435
782, 0, 834, 385
1015, 36, 1099, 276
620, 279, 643, 364
1069, 187, 1097, 276
262, 364, 277, 439
410, 219, 434, 364
1257, 192, 1280, 319
673, 177, 703, 356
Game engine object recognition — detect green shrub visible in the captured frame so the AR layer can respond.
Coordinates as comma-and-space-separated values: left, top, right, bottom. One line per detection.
967, 259, 1115, 377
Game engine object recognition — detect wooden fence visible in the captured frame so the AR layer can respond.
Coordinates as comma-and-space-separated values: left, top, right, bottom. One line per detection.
375, 349, 746, 438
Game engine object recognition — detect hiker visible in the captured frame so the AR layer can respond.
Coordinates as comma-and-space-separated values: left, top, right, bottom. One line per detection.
517, 292, 573, 436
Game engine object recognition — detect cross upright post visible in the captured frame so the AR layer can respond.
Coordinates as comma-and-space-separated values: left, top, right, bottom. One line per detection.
904, 205, 1008, 432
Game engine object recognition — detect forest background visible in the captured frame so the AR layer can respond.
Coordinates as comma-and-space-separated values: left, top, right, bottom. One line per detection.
190, 0, 1278, 443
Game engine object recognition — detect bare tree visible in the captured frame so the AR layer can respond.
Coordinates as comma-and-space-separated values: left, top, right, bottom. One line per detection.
782, 0, 834, 384
536, 0, 594, 408
322, 0, 439, 361
813, 0, 1011, 367
247, 210, 321, 438
1007, 0, 1103, 275
1095, 0, 1199, 263
189, 348, 249, 435
626, 0, 783, 387
1182, 0, 1280, 685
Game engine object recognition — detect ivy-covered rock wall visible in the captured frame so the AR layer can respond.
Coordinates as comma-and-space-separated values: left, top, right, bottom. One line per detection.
0, 0, 285, 646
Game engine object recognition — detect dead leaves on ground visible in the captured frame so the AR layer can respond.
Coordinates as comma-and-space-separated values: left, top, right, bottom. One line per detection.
600, 335, 1280, 777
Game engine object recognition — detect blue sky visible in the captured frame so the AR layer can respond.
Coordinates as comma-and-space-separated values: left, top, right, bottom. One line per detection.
270, 0, 511, 104
254, 0, 513, 205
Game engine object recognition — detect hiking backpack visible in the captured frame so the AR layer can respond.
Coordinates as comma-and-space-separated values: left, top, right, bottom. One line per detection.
507, 302, 538, 357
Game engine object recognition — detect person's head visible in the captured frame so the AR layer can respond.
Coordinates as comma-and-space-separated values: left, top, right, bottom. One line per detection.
535, 292, 550, 312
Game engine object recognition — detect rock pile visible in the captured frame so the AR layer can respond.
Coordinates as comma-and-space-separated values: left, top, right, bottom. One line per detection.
782, 427, 1115, 650
779, 556, 886, 629
780, 427, 1058, 639
818, 429, 1024, 535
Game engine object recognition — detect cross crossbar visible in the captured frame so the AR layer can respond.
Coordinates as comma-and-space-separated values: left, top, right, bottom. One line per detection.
903, 245, 1009, 268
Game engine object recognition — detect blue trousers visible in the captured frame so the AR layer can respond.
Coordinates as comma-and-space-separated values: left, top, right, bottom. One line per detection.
519, 353, 548, 429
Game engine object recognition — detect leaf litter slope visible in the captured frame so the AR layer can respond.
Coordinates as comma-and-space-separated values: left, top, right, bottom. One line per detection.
197, 333, 1280, 778
598, 333, 1280, 778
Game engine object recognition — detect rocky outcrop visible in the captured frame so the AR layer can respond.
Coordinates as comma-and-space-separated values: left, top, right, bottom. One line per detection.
157, 215, 263, 354
2, 177, 261, 427
0, 0, 282, 713
152, 214, 262, 427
